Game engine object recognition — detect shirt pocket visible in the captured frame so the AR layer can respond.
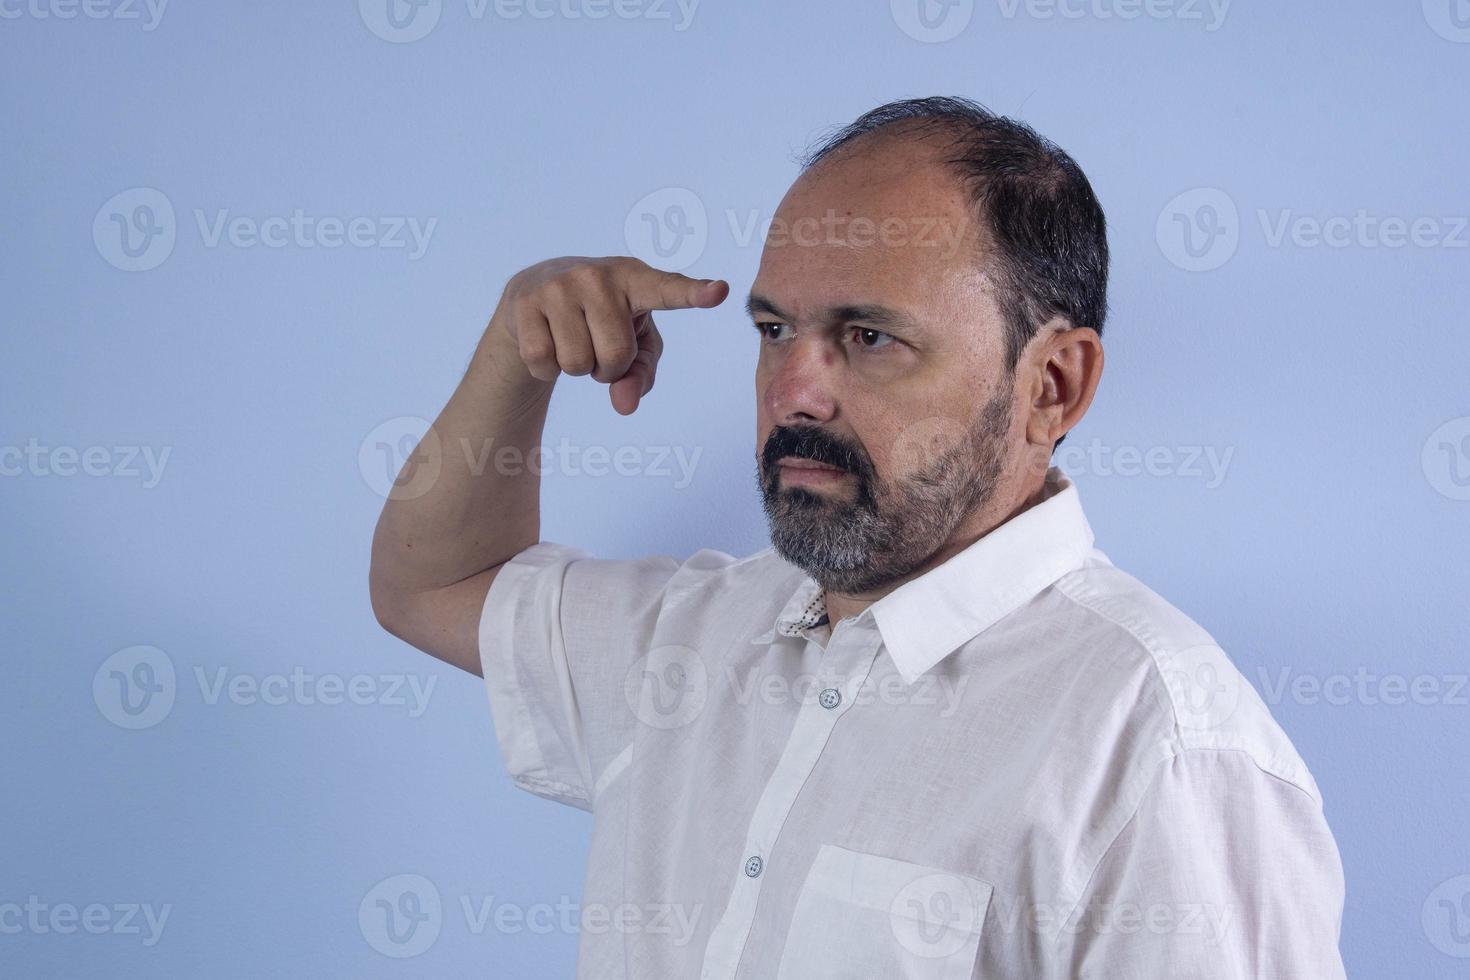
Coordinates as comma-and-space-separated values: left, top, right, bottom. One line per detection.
775, 843, 994, 980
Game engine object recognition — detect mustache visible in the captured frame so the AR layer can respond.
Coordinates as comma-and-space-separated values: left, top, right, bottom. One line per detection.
761, 424, 872, 480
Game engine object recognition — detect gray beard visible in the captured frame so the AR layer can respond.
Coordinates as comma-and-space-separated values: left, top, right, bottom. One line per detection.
757, 385, 1013, 595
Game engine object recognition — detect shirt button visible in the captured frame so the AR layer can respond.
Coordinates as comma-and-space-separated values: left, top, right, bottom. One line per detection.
744, 855, 764, 878
819, 687, 842, 710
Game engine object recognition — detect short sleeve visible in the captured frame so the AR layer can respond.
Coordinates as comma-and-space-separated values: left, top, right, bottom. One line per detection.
1058, 748, 1346, 979
477, 540, 697, 812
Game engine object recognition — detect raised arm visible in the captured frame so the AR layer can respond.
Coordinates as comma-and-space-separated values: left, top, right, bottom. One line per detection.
368, 256, 728, 674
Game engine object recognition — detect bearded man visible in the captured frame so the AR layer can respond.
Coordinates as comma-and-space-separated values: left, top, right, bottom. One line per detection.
369, 96, 1346, 979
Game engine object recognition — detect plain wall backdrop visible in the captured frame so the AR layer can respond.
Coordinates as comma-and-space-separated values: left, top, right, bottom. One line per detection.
3, 0, 1468, 976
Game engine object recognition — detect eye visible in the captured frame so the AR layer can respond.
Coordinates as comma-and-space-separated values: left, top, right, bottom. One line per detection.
849, 326, 895, 350
753, 321, 788, 342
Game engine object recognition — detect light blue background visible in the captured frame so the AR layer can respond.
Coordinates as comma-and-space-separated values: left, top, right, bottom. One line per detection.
4, 0, 1468, 976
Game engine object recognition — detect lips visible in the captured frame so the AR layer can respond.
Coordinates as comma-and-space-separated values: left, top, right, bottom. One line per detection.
778, 456, 845, 473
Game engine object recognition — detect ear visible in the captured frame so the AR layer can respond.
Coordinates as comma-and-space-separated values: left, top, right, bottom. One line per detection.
1023, 319, 1103, 448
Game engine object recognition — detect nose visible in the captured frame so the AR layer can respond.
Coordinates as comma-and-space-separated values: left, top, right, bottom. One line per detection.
761, 335, 838, 426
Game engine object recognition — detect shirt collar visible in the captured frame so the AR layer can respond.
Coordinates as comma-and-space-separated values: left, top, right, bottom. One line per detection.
771, 466, 1096, 684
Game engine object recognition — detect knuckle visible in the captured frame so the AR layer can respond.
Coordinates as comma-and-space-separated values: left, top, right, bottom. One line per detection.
509, 294, 538, 320
560, 351, 596, 375
520, 337, 555, 363
601, 342, 638, 366
566, 262, 607, 290
537, 278, 573, 306
658, 277, 686, 307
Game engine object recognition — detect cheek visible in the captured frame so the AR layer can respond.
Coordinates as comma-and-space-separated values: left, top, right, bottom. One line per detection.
876, 413, 981, 480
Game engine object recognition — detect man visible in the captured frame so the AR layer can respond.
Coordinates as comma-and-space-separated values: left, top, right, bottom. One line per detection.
369, 96, 1346, 977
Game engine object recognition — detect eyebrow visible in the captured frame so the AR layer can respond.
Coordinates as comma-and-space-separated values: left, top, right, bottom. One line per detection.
744, 294, 922, 335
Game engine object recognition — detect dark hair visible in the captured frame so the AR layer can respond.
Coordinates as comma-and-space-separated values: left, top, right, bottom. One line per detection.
800, 96, 1109, 381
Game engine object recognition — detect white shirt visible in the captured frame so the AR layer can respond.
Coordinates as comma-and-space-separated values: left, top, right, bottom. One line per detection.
478, 467, 1346, 978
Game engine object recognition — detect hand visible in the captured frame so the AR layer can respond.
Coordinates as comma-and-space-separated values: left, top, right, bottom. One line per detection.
490, 255, 728, 415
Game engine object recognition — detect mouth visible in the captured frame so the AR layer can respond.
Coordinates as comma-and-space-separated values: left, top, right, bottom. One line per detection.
776, 455, 851, 488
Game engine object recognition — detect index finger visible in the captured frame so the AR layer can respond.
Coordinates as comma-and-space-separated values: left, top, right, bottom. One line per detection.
620, 262, 729, 313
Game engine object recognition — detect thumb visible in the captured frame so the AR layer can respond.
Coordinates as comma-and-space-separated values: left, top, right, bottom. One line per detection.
609, 313, 662, 416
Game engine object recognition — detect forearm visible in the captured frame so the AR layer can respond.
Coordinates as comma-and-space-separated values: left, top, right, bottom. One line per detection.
366, 256, 723, 670
369, 319, 554, 609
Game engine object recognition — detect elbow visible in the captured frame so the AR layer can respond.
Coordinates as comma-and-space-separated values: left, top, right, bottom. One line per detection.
370, 591, 398, 638
368, 524, 415, 638
368, 567, 409, 639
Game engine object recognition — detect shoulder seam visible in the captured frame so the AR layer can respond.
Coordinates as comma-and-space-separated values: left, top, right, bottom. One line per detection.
1051, 570, 1318, 796
1051, 571, 1186, 747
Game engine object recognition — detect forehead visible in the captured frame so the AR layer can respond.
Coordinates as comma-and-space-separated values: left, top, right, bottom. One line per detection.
750, 138, 988, 323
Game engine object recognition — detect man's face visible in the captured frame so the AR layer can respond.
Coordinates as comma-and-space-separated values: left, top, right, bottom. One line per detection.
750, 138, 1021, 595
